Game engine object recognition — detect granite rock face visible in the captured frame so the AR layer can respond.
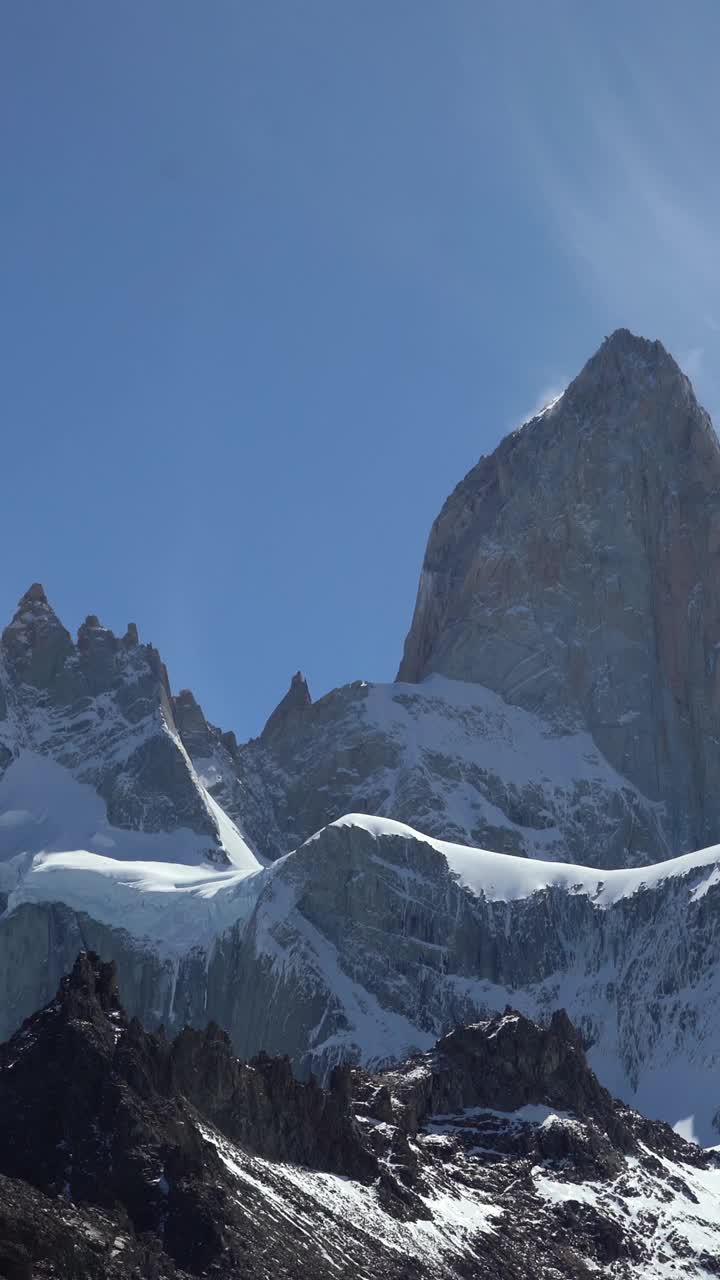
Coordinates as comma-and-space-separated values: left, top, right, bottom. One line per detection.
398, 330, 720, 856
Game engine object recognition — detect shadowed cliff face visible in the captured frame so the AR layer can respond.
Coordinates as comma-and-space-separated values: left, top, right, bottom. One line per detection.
398, 329, 720, 854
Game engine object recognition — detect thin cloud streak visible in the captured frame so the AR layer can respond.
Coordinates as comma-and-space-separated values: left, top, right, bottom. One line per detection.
515, 382, 568, 430
491, 4, 720, 419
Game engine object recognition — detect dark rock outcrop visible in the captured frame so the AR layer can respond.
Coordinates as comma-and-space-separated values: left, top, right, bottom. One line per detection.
0, 954, 715, 1279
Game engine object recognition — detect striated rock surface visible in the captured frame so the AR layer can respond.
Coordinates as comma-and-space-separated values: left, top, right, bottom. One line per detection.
1, 952, 719, 1280
398, 330, 720, 857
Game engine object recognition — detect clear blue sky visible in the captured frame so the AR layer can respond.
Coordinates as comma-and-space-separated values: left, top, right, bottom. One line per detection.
2, 2, 720, 738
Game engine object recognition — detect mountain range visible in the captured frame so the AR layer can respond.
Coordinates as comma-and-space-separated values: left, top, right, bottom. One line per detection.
2, 327, 720, 1173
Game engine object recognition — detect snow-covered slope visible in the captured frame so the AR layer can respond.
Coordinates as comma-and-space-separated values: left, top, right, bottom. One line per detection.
206, 672, 667, 869
0, 751, 260, 877
226, 815, 720, 1145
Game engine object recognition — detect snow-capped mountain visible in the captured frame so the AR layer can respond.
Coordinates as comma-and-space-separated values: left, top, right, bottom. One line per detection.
2, 328, 720, 1163
3, 952, 720, 1279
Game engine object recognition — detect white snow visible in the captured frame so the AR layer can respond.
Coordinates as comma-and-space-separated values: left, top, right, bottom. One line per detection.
0, 751, 263, 948
427, 1104, 575, 1131
7, 748, 720, 1147
0, 750, 261, 871
10, 850, 264, 950
201, 1125, 499, 1268
328, 811, 720, 908
533, 1148, 720, 1279
357, 672, 667, 864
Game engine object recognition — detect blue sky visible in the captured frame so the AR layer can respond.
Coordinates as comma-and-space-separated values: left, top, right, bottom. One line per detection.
2, 2, 719, 738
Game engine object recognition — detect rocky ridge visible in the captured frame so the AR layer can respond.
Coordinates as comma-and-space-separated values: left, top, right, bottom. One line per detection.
0, 585, 259, 877
1, 952, 719, 1280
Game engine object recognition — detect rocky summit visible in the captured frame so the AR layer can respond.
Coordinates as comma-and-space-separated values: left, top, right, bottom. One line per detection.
2, 951, 720, 1280
4, 331, 720, 1268
398, 330, 720, 855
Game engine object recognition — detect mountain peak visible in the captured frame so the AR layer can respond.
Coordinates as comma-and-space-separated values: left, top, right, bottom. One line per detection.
18, 582, 49, 608
565, 326, 689, 409
60, 950, 123, 1018
601, 326, 667, 356
2, 583, 74, 687
261, 671, 312, 740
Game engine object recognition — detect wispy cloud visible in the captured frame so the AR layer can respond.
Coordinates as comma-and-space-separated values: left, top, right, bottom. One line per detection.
516, 381, 568, 429
679, 347, 705, 381
491, 4, 720, 418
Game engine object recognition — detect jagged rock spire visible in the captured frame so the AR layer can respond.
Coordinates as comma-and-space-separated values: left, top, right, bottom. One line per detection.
77, 612, 118, 653
173, 687, 213, 758
2, 583, 74, 689
261, 672, 312, 740
60, 950, 123, 1017
123, 621, 139, 647
18, 582, 49, 607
